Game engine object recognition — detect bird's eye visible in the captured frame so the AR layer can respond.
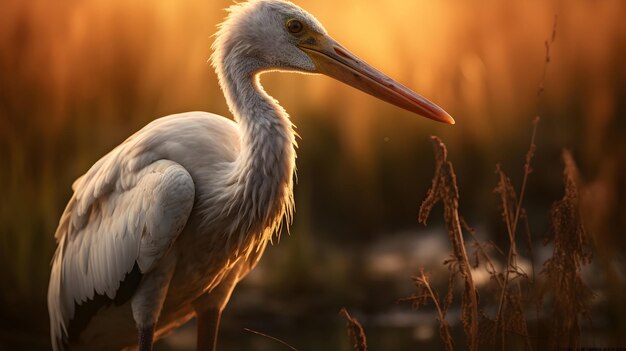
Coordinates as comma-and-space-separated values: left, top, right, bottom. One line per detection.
286, 19, 304, 34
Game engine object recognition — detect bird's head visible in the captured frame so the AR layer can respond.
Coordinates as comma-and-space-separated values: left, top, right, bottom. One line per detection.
212, 0, 454, 124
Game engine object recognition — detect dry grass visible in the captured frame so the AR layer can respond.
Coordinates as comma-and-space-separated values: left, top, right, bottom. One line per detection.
414, 132, 536, 350
540, 150, 594, 349
490, 117, 539, 350
402, 269, 454, 351
417, 136, 479, 351
412, 133, 594, 350
340, 308, 368, 351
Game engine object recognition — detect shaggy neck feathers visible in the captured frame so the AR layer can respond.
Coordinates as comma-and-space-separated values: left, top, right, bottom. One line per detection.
210, 37, 296, 255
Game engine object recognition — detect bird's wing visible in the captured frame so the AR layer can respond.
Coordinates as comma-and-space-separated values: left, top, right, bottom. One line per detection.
47, 145, 195, 349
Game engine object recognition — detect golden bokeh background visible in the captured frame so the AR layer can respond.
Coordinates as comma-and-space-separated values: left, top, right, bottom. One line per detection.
1, 0, 625, 349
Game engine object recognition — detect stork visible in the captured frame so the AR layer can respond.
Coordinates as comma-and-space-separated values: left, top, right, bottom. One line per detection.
47, 0, 454, 350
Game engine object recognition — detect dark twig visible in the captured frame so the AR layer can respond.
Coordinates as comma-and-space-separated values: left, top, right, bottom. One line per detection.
244, 328, 298, 351
537, 15, 558, 98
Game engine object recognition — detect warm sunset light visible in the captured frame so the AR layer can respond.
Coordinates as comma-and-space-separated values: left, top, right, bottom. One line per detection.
1, 1, 624, 350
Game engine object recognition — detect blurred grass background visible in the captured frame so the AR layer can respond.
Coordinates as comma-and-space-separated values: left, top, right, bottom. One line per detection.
1, 0, 625, 349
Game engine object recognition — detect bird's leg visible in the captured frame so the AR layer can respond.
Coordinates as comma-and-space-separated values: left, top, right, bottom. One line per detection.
138, 324, 155, 351
193, 261, 244, 351
196, 308, 222, 351
131, 254, 177, 351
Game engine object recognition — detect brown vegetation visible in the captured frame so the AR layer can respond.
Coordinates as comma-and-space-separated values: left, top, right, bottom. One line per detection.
402, 269, 454, 351
340, 308, 368, 351
349, 128, 597, 350
540, 150, 594, 349
417, 136, 479, 351
408, 133, 595, 350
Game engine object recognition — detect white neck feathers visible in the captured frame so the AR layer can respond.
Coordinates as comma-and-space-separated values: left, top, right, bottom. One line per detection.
209, 35, 297, 256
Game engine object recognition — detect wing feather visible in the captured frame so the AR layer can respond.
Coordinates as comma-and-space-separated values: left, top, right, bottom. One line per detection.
47, 111, 242, 350
48, 154, 195, 350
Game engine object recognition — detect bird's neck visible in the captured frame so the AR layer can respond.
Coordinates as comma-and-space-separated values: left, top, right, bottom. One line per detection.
216, 56, 296, 251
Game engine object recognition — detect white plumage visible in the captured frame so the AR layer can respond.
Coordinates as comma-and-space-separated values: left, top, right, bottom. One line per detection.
47, 1, 452, 350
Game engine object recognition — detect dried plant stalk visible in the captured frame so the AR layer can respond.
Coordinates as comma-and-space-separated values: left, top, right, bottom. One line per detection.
243, 328, 298, 351
340, 308, 368, 351
537, 15, 558, 98
493, 117, 538, 349
541, 150, 593, 349
405, 269, 455, 351
419, 136, 479, 351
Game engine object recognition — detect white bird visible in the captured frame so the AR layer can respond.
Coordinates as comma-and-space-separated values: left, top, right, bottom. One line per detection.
47, 0, 454, 350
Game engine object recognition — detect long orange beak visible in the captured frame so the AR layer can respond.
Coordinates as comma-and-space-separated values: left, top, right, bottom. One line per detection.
298, 35, 454, 124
